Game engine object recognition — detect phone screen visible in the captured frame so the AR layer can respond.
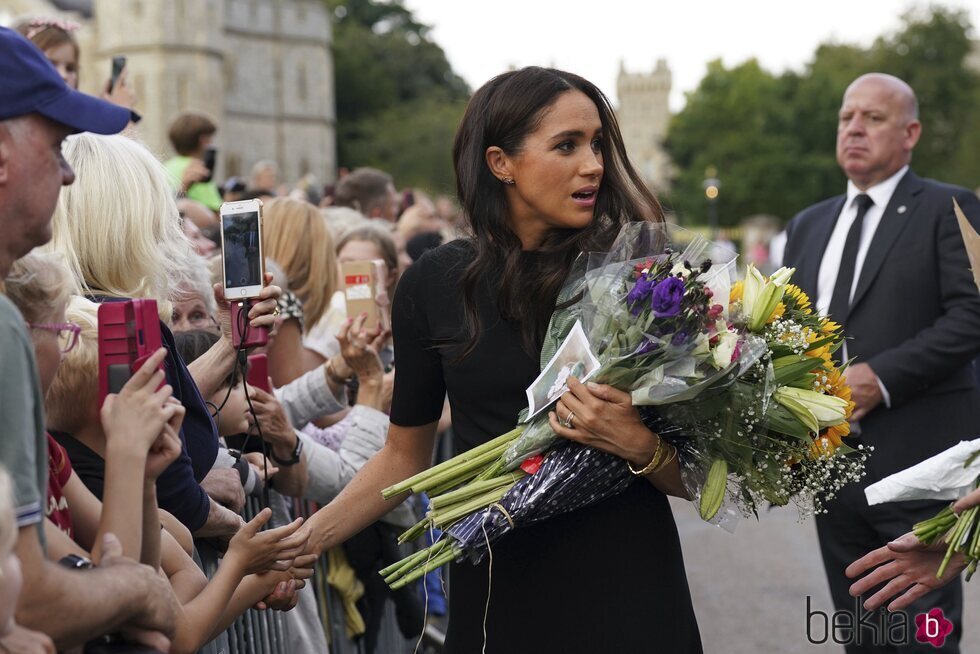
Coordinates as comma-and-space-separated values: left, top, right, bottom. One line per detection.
222, 211, 262, 290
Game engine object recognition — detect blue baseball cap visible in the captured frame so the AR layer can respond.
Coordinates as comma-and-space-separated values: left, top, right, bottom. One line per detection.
0, 26, 131, 134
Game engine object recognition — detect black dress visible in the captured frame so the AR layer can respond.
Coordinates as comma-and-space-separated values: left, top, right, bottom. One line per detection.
390, 241, 703, 654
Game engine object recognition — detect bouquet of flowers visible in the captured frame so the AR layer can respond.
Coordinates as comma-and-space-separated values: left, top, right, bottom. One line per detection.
379, 223, 867, 590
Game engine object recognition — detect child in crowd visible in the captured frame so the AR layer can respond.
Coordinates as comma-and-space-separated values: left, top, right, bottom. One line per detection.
0, 466, 54, 654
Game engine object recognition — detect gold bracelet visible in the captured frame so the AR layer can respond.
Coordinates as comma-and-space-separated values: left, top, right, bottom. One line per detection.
651, 444, 678, 474
627, 436, 663, 476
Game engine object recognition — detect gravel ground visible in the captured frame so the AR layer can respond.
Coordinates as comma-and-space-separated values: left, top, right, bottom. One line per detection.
670, 497, 979, 653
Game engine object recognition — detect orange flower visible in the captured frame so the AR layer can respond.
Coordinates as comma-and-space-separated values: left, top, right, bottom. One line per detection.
784, 284, 812, 314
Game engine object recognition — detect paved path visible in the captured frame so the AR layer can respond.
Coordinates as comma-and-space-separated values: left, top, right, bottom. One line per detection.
670, 498, 979, 653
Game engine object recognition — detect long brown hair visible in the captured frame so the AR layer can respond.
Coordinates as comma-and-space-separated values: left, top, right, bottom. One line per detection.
452, 66, 663, 360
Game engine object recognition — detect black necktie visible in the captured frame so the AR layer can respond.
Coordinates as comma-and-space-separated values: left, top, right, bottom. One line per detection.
828, 193, 874, 328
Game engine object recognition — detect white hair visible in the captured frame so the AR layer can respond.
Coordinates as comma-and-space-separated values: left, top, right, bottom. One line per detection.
47, 133, 193, 315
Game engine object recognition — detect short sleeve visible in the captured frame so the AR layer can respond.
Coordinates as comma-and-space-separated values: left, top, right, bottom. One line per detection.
47, 434, 73, 487
389, 257, 446, 426
0, 297, 47, 531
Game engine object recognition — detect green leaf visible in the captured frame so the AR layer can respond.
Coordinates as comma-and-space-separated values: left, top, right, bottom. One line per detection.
766, 404, 813, 440
773, 356, 824, 386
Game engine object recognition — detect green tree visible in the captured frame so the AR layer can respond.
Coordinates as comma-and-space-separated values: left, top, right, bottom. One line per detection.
325, 0, 470, 193
870, 6, 980, 186
664, 5, 980, 226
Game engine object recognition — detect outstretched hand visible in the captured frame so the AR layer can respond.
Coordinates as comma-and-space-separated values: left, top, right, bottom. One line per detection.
225, 508, 309, 576
845, 532, 967, 611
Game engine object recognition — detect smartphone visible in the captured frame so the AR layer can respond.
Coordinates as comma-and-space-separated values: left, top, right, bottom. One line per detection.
200, 146, 217, 184
246, 353, 271, 393
97, 299, 163, 408
342, 259, 391, 332
220, 199, 265, 300
109, 56, 126, 93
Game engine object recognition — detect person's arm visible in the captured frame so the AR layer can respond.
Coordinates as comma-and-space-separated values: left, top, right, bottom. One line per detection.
15, 526, 177, 650
188, 277, 281, 398
304, 422, 438, 555
867, 190, 980, 407
275, 363, 348, 427
245, 388, 309, 498
193, 497, 245, 538
268, 318, 307, 388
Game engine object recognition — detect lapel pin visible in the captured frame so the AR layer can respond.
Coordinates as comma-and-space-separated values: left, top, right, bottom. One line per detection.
897, 205, 907, 214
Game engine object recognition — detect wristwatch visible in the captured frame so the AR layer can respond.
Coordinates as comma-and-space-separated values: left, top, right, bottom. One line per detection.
269, 435, 303, 466
59, 553, 94, 569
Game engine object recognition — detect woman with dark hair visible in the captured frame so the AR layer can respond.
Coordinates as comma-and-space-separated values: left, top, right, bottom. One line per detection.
302, 67, 702, 652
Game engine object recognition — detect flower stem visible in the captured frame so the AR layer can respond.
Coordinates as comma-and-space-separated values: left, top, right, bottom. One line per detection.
381, 426, 523, 499
429, 472, 525, 512
429, 485, 513, 529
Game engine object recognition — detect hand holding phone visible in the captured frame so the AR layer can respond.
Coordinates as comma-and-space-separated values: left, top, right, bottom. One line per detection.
220, 199, 266, 300
97, 299, 165, 408
109, 56, 126, 93
341, 260, 391, 332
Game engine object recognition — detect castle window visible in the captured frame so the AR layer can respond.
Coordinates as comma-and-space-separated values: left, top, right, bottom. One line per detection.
297, 62, 307, 102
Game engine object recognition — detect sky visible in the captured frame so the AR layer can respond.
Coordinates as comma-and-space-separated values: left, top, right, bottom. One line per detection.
402, 0, 980, 111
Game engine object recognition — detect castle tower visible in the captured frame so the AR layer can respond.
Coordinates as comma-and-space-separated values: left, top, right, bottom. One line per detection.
616, 59, 672, 192
10, 0, 337, 186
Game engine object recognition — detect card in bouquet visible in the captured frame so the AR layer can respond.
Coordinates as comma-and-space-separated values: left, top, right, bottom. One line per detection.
524, 320, 600, 421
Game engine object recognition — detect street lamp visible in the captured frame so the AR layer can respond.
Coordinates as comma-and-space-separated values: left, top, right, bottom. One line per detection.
703, 166, 720, 240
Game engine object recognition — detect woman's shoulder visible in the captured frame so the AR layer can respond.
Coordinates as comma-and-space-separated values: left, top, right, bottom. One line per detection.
414, 238, 474, 274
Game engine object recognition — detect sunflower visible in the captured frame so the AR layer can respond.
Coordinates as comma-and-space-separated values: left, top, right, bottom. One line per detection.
784, 284, 812, 315
767, 302, 786, 324
819, 317, 841, 336
730, 280, 744, 304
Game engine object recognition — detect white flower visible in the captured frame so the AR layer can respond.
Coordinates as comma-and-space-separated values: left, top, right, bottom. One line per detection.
711, 331, 739, 369
670, 261, 690, 278
742, 264, 796, 332
774, 386, 849, 433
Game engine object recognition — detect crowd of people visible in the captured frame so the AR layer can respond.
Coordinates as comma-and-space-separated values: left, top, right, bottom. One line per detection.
4, 12, 980, 654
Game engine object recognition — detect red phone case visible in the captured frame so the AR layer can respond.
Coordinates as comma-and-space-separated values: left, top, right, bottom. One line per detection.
97, 299, 164, 407
246, 353, 271, 393
230, 300, 269, 349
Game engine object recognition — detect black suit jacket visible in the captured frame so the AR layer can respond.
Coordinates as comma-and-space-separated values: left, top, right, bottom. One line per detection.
784, 170, 980, 482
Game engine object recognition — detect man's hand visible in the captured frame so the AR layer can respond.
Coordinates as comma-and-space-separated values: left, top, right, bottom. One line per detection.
843, 362, 883, 421
98, 534, 178, 639
200, 467, 246, 513
845, 532, 966, 611
0, 625, 55, 654
194, 498, 245, 540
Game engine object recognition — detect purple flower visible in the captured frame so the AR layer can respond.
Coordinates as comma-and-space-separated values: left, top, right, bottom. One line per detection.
651, 276, 685, 318
627, 274, 655, 315
671, 330, 689, 346
636, 338, 659, 355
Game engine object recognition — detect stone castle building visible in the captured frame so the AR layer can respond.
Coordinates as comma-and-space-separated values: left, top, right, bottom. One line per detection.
1, 0, 336, 186
616, 58, 672, 193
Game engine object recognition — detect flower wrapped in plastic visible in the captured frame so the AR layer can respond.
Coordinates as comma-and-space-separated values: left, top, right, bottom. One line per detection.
379, 223, 868, 588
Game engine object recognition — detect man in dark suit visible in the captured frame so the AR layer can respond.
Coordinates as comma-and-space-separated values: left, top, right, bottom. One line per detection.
784, 73, 980, 653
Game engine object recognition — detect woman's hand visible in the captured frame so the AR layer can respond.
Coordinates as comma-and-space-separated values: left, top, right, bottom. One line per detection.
214, 273, 282, 346
333, 312, 388, 382
224, 508, 308, 576
846, 532, 967, 611
246, 387, 294, 450
101, 348, 177, 454
548, 377, 658, 467
144, 399, 185, 482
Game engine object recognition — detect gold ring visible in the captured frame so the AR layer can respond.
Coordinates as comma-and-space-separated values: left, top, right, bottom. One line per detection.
272, 307, 281, 317
561, 410, 575, 429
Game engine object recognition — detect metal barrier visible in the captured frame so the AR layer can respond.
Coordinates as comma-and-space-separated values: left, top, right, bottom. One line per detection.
194, 495, 436, 654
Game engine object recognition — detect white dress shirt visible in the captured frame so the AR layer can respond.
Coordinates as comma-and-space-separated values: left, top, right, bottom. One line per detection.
815, 164, 909, 410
